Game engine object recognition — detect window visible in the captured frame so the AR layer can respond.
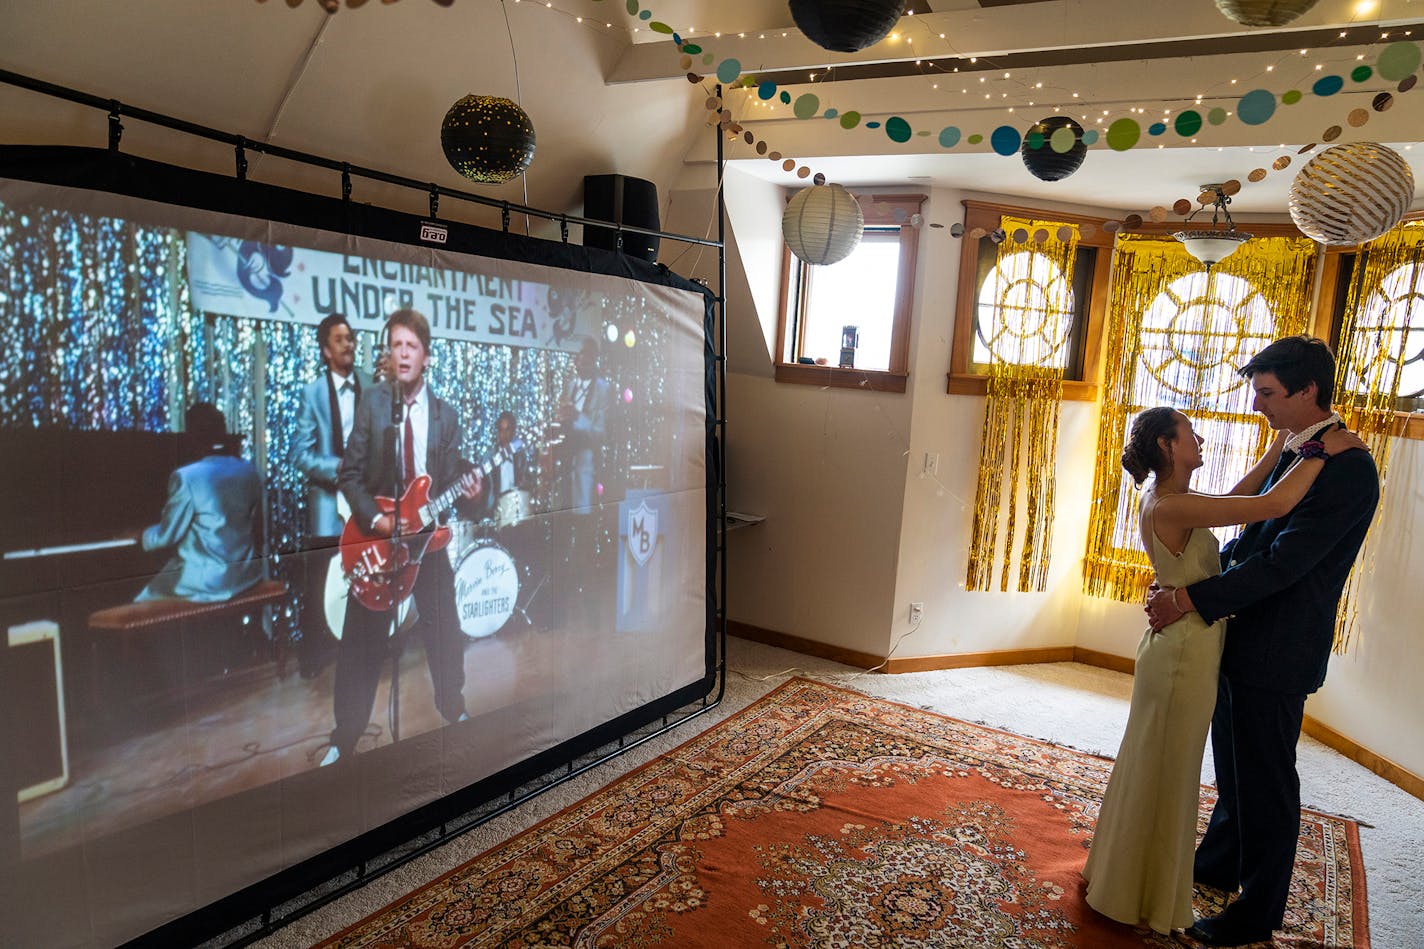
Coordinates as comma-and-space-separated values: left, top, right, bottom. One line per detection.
949, 201, 1111, 400
775, 193, 924, 393
971, 239, 1094, 376
1331, 245, 1424, 415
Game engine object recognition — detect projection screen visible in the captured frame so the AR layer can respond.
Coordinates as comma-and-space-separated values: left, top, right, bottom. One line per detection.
0, 152, 715, 948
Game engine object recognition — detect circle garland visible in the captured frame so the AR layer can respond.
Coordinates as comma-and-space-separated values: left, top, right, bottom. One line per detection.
609, 0, 1424, 243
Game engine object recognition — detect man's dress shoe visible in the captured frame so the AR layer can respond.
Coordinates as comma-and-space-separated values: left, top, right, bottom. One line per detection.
1185, 915, 1274, 946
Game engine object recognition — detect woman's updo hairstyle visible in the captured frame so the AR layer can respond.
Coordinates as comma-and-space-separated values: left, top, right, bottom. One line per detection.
1122, 407, 1181, 486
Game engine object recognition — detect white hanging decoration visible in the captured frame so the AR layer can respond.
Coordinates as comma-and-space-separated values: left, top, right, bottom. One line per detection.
782, 184, 864, 265
1288, 143, 1414, 246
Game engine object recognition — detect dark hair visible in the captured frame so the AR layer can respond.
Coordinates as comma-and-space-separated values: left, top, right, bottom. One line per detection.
1121, 407, 1181, 486
496, 410, 517, 428
386, 308, 431, 352
316, 313, 350, 355
1240, 335, 1335, 409
185, 401, 229, 446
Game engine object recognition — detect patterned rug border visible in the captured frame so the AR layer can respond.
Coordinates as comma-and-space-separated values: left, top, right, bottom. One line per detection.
319, 676, 1371, 947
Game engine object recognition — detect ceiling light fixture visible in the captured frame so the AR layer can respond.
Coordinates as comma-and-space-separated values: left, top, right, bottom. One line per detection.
1173, 184, 1252, 268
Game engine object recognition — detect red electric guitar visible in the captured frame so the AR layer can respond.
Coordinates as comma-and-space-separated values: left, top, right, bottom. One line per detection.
338, 472, 477, 612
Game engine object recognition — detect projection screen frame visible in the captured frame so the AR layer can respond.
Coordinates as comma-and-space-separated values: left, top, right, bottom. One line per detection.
0, 68, 728, 948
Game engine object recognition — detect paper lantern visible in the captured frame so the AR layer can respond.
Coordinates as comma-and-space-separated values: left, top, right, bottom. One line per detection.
788, 0, 907, 53
1214, 0, 1319, 26
440, 94, 536, 184
1021, 116, 1087, 182
1288, 143, 1414, 246
783, 184, 864, 265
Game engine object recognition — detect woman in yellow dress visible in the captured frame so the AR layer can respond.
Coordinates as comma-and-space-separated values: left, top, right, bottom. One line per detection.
1082, 406, 1365, 934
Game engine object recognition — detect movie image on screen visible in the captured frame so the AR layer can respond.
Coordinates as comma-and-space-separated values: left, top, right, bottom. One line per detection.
0, 175, 712, 948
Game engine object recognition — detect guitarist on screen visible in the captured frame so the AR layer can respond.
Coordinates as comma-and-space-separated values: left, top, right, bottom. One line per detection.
320, 308, 481, 767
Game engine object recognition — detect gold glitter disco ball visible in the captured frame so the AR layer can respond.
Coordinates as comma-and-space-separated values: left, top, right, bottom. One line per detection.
1288, 142, 1414, 246
440, 95, 536, 184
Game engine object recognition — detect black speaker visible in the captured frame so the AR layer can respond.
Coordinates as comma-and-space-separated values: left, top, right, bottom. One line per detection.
583, 174, 660, 262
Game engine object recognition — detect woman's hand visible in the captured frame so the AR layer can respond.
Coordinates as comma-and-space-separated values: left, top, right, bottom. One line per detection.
1320, 428, 1368, 457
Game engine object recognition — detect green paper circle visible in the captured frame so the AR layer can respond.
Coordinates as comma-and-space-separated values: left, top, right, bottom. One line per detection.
1026, 130, 1045, 150
793, 94, 820, 119
1174, 110, 1202, 137
650, 20, 672, 33
1237, 89, 1276, 126
1351, 65, 1373, 83
840, 111, 862, 129
1106, 117, 1141, 151
1049, 126, 1077, 153
780, 91, 792, 104
625, 0, 638, 13
715, 59, 742, 84
967, 133, 983, 145
1378, 41, 1422, 81
1282, 89, 1302, 105
885, 116, 913, 143
1207, 107, 1227, 125
701, 53, 713, 64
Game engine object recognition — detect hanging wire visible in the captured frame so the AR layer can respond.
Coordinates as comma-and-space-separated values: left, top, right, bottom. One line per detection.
499, 0, 532, 236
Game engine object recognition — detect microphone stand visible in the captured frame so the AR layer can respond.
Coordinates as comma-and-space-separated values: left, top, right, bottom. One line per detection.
387, 372, 405, 745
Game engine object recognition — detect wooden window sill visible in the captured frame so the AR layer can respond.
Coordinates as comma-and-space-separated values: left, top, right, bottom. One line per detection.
775, 363, 908, 393
946, 373, 1100, 402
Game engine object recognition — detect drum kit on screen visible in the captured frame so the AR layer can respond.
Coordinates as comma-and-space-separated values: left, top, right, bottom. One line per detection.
324, 487, 538, 642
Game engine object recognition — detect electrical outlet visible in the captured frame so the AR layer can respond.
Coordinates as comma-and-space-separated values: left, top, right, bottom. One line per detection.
909, 602, 924, 626
923, 451, 939, 476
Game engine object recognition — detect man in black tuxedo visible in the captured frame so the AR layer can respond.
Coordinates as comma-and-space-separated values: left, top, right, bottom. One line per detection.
321, 308, 480, 766
1146, 335, 1379, 946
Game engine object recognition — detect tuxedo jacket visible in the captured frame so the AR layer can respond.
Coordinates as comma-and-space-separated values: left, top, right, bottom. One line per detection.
1187, 441, 1379, 695
559, 374, 612, 513
138, 453, 264, 602
296, 369, 371, 536
337, 382, 473, 531
482, 440, 533, 515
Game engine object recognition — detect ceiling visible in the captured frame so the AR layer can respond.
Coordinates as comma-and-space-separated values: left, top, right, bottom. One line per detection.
1, 0, 1422, 238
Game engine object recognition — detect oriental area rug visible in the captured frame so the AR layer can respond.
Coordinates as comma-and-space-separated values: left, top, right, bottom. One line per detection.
318, 678, 1368, 948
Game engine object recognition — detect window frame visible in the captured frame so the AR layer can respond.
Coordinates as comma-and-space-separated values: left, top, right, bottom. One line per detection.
774, 192, 926, 394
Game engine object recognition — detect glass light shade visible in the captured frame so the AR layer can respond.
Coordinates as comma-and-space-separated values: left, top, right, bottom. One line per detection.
1172, 229, 1252, 268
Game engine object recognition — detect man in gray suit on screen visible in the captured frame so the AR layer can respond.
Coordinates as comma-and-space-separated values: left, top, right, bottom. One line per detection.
295, 313, 370, 676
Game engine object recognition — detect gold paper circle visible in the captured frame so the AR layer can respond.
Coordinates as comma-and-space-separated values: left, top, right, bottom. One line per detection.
1372, 93, 1393, 112
1103, 220, 1121, 233
1173, 199, 1192, 215
1399, 75, 1418, 93
1222, 179, 1242, 196
1149, 206, 1168, 222
1033, 228, 1050, 243
1057, 225, 1074, 242
1347, 108, 1369, 127
1272, 156, 1291, 171
969, 226, 987, 240
1123, 213, 1144, 229
797, 166, 811, 178
1248, 168, 1268, 182
782, 159, 796, 171
756, 141, 768, 155
1012, 227, 1029, 243
1298, 143, 1317, 154
1323, 125, 1342, 141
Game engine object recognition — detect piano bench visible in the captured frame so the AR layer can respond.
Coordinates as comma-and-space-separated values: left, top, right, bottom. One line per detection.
88, 580, 288, 632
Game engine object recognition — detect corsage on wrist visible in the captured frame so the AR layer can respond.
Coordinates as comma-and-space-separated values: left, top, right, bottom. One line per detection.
1295, 439, 1328, 460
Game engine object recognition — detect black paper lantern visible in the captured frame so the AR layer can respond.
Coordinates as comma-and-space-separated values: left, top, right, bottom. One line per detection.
1020, 116, 1087, 182
788, 0, 907, 54
440, 94, 536, 184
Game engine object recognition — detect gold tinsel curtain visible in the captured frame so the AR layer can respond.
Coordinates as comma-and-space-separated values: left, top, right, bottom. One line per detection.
1083, 233, 1318, 603
1330, 219, 1424, 651
965, 218, 1078, 593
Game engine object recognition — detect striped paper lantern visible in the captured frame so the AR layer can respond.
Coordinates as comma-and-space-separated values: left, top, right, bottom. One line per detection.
1288, 143, 1414, 246
1214, 0, 1319, 27
783, 184, 864, 265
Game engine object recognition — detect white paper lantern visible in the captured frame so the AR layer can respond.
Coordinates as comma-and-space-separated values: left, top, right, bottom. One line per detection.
783, 184, 864, 265
1214, 0, 1319, 27
1288, 143, 1414, 246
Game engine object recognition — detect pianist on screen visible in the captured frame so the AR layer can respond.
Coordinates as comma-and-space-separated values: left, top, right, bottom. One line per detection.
132, 402, 264, 603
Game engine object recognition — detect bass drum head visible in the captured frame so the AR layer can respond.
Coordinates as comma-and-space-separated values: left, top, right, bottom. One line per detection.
453, 541, 519, 638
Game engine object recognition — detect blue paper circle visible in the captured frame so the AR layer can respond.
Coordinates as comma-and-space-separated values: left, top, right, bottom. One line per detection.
1082, 129, 1100, 146
1148, 122, 1167, 136
715, 59, 742, 84
1313, 75, 1344, 97
939, 126, 962, 148
866, 121, 881, 129
1237, 89, 1276, 126
758, 81, 777, 100
824, 108, 838, 119
990, 125, 1022, 156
